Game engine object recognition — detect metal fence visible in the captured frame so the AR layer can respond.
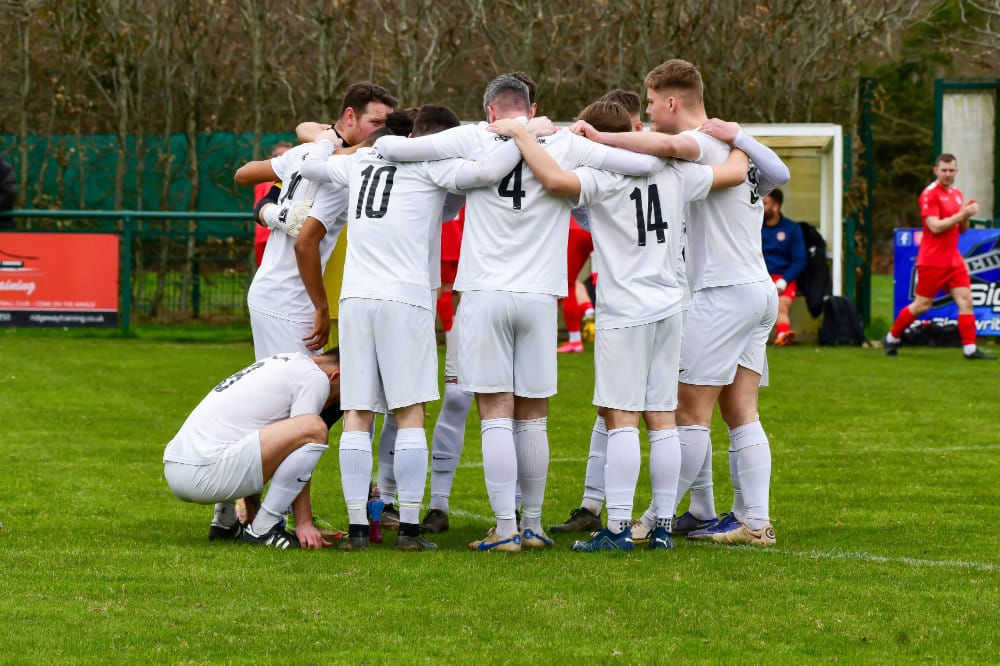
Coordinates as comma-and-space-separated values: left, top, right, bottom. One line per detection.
0, 209, 255, 329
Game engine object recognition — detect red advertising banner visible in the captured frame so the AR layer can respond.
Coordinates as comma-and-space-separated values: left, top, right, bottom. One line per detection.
0, 232, 119, 327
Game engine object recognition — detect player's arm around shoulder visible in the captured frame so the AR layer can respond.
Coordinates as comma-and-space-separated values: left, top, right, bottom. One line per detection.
489, 119, 581, 198
709, 148, 750, 190
234, 159, 277, 187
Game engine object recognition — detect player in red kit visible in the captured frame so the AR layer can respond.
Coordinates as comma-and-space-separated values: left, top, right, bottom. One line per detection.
884, 153, 995, 360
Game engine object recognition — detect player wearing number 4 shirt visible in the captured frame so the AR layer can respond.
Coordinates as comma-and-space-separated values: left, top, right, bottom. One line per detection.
300, 105, 523, 551
490, 99, 749, 552
376, 75, 664, 552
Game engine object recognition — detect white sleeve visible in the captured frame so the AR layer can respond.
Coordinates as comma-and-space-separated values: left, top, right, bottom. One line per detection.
375, 125, 478, 162
572, 166, 617, 208
733, 130, 791, 195
299, 139, 336, 182
322, 155, 354, 190
569, 133, 664, 176
269, 151, 292, 182
289, 367, 330, 417
677, 162, 713, 203
452, 138, 523, 190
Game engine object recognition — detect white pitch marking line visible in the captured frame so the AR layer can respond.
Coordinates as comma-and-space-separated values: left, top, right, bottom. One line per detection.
457, 457, 584, 470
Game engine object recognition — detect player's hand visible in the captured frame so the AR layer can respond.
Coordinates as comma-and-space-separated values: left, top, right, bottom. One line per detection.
526, 115, 557, 137
568, 119, 599, 140
962, 199, 979, 218
295, 522, 333, 550
316, 129, 343, 148
698, 118, 741, 144
302, 310, 330, 351
487, 118, 526, 138
268, 199, 313, 238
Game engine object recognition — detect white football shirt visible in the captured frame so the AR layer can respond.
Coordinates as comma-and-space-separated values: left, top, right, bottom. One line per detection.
682, 130, 769, 292
575, 161, 713, 329
324, 148, 466, 311
246, 143, 349, 321
163, 353, 330, 465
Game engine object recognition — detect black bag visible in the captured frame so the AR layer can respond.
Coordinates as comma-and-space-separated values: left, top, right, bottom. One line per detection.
818, 296, 869, 346
797, 222, 831, 318
901, 320, 962, 348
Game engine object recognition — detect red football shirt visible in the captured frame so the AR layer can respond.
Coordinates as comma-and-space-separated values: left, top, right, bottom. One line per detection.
917, 181, 964, 268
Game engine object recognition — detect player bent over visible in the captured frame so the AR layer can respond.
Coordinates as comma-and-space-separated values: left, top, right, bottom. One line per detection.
163, 350, 343, 550
491, 100, 748, 551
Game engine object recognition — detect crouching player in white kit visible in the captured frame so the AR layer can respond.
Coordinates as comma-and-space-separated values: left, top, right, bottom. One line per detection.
300, 105, 523, 551
163, 350, 342, 550
490, 99, 748, 551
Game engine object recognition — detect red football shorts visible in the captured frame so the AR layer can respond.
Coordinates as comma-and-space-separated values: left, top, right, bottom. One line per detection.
770, 273, 797, 300
914, 263, 970, 298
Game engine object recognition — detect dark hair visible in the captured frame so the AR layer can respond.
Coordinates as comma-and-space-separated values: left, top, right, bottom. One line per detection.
482, 75, 531, 115
412, 105, 461, 137
767, 188, 784, 206
504, 71, 537, 105
577, 100, 631, 134
339, 82, 398, 119
599, 89, 641, 117
320, 347, 340, 364
358, 127, 392, 148
935, 153, 957, 166
385, 109, 416, 136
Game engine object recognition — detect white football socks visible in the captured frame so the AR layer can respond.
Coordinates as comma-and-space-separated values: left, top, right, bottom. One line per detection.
676, 425, 713, 519
514, 417, 549, 533
648, 429, 681, 527
429, 383, 474, 513
581, 415, 608, 515
340, 430, 373, 525
393, 427, 428, 526
688, 436, 717, 520
604, 427, 641, 534
213, 502, 237, 527
481, 418, 517, 537
729, 421, 772, 530
252, 443, 328, 535
376, 413, 398, 508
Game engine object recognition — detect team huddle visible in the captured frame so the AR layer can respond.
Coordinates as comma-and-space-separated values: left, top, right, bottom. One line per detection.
162, 58, 790, 552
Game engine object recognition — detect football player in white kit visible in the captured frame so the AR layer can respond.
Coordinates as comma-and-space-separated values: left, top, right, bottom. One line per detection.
490, 99, 749, 551
299, 105, 523, 551
579, 60, 790, 546
163, 349, 342, 550
375, 76, 663, 552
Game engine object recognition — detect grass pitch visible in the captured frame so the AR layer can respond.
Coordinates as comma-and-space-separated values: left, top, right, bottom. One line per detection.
1, 323, 998, 663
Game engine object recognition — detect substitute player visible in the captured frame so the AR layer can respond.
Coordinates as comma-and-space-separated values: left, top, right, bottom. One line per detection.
883, 153, 994, 360
300, 105, 522, 551
163, 350, 342, 550
491, 99, 749, 551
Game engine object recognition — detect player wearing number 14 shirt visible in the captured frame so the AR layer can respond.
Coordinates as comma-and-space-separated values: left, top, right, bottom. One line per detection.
375, 75, 663, 552
300, 105, 522, 551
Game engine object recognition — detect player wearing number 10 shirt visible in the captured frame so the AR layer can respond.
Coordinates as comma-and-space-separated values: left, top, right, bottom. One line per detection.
375, 75, 662, 552
300, 105, 522, 551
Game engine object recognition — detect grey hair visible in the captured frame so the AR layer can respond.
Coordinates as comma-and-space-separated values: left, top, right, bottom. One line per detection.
482, 75, 531, 114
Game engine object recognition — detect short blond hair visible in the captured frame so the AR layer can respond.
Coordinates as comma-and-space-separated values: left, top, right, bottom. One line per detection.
644, 59, 704, 106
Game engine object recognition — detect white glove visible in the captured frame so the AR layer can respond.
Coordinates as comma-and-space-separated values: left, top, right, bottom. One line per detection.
774, 278, 787, 293
261, 199, 313, 238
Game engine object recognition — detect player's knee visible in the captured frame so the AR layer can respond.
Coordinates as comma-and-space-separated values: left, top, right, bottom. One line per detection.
301, 414, 329, 444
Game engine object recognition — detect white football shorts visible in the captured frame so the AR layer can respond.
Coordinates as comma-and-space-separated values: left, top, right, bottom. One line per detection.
457, 290, 558, 398
163, 431, 264, 504
593, 313, 682, 412
679, 280, 777, 386
249, 306, 318, 360
339, 297, 439, 412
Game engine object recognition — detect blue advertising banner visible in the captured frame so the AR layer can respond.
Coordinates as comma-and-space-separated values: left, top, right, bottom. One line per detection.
893, 228, 1000, 336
